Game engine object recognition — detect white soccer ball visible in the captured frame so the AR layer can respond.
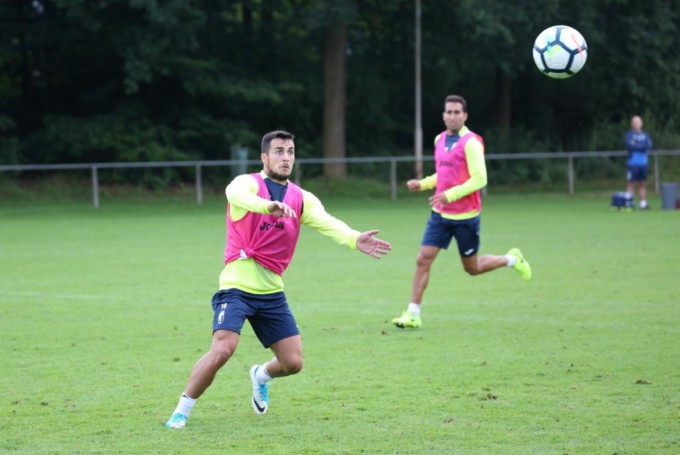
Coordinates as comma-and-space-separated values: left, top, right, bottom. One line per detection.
532, 25, 588, 79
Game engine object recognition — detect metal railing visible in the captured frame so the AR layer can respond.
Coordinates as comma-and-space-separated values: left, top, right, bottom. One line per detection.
1, 150, 679, 207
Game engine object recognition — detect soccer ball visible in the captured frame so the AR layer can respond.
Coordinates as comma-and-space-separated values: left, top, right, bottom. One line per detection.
532, 25, 588, 79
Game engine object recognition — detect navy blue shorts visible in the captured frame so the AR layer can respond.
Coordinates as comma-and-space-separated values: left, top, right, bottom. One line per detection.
627, 165, 647, 182
211, 289, 299, 349
421, 211, 480, 257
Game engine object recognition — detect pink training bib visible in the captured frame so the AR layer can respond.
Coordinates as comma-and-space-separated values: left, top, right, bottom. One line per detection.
224, 173, 303, 275
433, 130, 484, 215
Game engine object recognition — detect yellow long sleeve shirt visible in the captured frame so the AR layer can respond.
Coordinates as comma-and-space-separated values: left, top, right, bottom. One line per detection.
219, 172, 361, 294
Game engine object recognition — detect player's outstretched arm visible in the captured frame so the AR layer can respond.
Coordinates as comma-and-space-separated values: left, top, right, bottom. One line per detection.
356, 230, 392, 259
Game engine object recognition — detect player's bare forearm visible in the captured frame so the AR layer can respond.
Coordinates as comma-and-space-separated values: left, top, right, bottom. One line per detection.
356, 230, 392, 259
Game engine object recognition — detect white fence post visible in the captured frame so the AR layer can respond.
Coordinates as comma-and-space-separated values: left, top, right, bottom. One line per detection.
654, 154, 660, 193
568, 155, 575, 195
91, 166, 99, 208
294, 163, 301, 186
195, 164, 203, 205
390, 159, 397, 200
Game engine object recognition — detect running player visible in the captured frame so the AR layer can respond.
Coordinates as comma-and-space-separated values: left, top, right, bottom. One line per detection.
391, 95, 531, 329
166, 130, 391, 428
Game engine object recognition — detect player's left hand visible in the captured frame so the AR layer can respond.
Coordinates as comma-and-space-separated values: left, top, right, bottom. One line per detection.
428, 193, 448, 207
357, 230, 392, 259
267, 201, 297, 218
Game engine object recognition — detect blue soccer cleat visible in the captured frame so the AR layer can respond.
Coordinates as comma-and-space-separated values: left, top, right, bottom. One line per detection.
165, 412, 188, 429
250, 365, 269, 415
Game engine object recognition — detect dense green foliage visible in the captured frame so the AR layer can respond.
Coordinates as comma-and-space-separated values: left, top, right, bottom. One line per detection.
1, 195, 679, 452
1, 1, 679, 174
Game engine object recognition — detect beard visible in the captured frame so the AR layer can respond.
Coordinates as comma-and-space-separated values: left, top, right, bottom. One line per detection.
265, 165, 291, 182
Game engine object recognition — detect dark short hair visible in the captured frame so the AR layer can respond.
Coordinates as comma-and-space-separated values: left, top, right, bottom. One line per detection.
261, 130, 295, 153
444, 94, 467, 113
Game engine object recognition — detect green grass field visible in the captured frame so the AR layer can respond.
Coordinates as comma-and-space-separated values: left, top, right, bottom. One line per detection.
1, 193, 678, 454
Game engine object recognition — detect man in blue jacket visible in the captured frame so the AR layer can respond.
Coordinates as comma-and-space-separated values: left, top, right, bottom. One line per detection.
625, 115, 653, 210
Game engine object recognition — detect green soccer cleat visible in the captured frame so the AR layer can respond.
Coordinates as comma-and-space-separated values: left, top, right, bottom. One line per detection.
391, 310, 422, 329
507, 248, 532, 281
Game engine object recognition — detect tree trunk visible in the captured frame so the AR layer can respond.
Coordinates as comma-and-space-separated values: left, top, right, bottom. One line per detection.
322, 22, 348, 179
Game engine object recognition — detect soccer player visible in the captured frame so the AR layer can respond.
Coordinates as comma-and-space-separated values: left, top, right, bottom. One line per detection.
391, 95, 531, 329
625, 115, 653, 210
166, 130, 391, 428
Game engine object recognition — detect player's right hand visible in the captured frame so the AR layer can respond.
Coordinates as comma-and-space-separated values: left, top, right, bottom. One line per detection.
356, 230, 392, 259
267, 201, 297, 218
406, 179, 421, 192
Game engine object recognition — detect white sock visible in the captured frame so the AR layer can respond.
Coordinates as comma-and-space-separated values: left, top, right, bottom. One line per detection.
640, 199, 647, 208
505, 254, 516, 267
174, 393, 196, 417
407, 302, 421, 317
256, 365, 273, 385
